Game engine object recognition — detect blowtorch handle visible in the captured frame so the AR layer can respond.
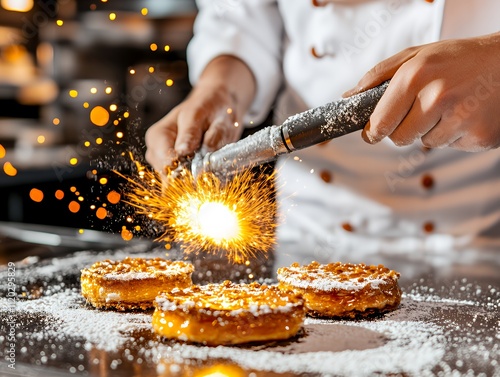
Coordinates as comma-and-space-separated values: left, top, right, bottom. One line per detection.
280, 81, 389, 151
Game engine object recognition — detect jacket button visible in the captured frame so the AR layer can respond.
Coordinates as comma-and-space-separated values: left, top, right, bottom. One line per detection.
311, 46, 324, 58
421, 174, 434, 190
319, 170, 333, 183
311, 0, 326, 7
341, 222, 354, 232
423, 221, 434, 233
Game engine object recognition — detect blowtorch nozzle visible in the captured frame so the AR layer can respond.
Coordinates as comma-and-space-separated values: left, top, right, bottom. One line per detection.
190, 81, 389, 179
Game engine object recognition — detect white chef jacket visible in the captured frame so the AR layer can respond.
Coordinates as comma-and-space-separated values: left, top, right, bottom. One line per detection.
187, 0, 500, 253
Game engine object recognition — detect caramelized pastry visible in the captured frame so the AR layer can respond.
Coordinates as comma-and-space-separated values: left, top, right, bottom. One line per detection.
152, 281, 304, 345
277, 261, 401, 318
81, 257, 194, 311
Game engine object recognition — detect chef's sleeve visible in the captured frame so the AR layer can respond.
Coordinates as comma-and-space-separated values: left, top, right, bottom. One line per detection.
187, 0, 283, 124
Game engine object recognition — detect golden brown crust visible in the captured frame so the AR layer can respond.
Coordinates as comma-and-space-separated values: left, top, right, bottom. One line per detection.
81, 257, 194, 311
276, 261, 402, 318
152, 281, 305, 345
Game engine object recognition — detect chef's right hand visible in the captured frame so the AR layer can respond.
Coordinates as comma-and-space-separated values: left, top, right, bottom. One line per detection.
145, 56, 256, 173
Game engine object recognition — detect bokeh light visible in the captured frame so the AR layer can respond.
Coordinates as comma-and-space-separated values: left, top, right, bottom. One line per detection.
3, 162, 17, 176
29, 188, 44, 202
90, 106, 110, 126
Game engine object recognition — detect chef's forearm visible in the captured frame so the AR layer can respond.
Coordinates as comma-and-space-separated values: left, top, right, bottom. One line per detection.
195, 55, 256, 122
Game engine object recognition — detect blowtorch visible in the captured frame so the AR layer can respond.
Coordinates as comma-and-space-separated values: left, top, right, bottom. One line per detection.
189, 81, 389, 179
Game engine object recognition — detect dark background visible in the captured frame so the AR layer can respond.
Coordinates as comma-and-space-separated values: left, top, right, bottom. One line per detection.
0, 0, 198, 232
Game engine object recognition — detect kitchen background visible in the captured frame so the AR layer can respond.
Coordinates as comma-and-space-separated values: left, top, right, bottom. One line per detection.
0, 0, 197, 233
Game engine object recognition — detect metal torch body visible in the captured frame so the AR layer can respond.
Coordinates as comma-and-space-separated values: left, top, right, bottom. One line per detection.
191, 81, 389, 179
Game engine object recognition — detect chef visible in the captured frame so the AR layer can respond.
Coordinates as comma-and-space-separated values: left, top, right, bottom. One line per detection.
146, 0, 500, 254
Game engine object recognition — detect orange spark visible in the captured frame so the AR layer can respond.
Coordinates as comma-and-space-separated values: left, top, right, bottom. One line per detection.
118, 160, 277, 263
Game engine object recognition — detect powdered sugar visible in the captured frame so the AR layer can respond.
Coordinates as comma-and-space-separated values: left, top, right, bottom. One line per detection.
1, 246, 498, 376
3, 289, 151, 352
277, 262, 399, 292
153, 315, 445, 376
278, 271, 389, 292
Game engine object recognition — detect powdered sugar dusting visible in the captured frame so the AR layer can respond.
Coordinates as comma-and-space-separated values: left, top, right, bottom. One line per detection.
4, 289, 151, 352
1, 246, 498, 376
277, 261, 399, 292
278, 270, 388, 291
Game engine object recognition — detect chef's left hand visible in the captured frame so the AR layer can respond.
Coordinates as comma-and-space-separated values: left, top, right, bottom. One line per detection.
344, 32, 500, 152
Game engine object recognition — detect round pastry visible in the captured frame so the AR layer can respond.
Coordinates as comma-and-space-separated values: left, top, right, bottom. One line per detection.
152, 280, 305, 345
277, 261, 401, 318
81, 257, 194, 311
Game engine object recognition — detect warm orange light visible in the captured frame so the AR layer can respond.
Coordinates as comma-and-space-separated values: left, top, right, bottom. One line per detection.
52, 118, 60, 125
96, 207, 107, 220
99, 177, 108, 185
192, 364, 246, 377
90, 106, 110, 126
69, 90, 78, 98
107, 190, 121, 204
105, 87, 112, 94
68, 201, 80, 213
164, 45, 170, 52
109, 12, 116, 21
69, 158, 78, 165
3, 162, 17, 176
1, 0, 34, 12
90, 87, 97, 94
0, 144, 5, 158
55, 189, 64, 200
83, 102, 89, 108
141, 7, 148, 16
150, 43, 158, 51
123, 111, 129, 118
84, 141, 91, 147
70, 186, 77, 192
96, 138, 103, 144
121, 163, 277, 263
116, 132, 123, 138
29, 188, 44, 203
166, 79, 174, 87
37, 135, 45, 144
121, 226, 133, 241
129, 69, 136, 75
109, 104, 117, 112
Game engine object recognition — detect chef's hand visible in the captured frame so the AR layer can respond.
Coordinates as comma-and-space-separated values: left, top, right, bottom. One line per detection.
145, 56, 255, 173
344, 32, 500, 152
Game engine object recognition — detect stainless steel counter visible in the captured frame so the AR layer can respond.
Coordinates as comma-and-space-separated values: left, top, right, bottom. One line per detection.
0, 224, 498, 377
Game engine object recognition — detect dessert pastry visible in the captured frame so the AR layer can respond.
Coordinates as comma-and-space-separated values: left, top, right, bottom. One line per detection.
277, 261, 401, 318
81, 257, 194, 311
152, 280, 304, 345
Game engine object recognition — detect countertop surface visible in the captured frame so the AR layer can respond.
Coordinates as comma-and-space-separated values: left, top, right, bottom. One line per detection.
0, 223, 499, 377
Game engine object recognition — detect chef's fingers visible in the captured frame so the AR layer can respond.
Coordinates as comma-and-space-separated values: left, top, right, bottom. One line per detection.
202, 113, 243, 152
421, 121, 463, 149
145, 108, 180, 172
425, 116, 500, 152
384, 89, 443, 147
343, 46, 421, 97
175, 105, 212, 157
363, 72, 417, 144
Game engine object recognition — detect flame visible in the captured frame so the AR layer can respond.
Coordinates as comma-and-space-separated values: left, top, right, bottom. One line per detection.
119, 158, 277, 263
